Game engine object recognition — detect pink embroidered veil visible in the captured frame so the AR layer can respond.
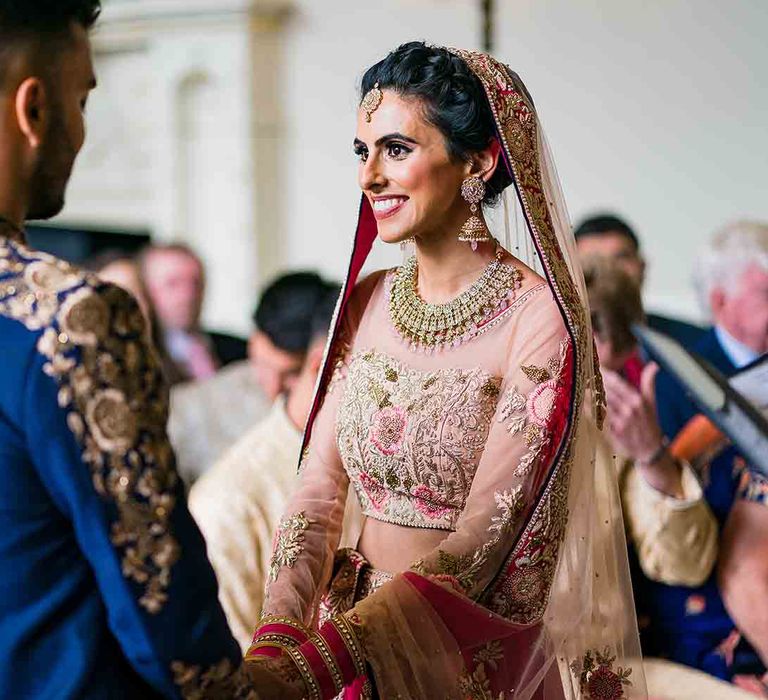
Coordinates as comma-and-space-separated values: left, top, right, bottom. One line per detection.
246, 47, 646, 700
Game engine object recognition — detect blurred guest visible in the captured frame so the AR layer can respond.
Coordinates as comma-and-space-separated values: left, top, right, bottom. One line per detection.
648, 221, 768, 685
189, 285, 362, 651
584, 259, 718, 589
0, 3, 249, 697
169, 271, 338, 485
575, 213, 707, 348
84, 249, 185, 382
249, 271, 339, 401
139, 243, 247, 383
86, 249, 152, 320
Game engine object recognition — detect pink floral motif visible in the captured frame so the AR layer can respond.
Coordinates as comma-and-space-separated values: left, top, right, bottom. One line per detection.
571, 648, 632, 700
526, 378, 558, 427
586, 664, 625, 700
413, 484, 451, 519
358, 472, 388, 510
369, 405, 407, 456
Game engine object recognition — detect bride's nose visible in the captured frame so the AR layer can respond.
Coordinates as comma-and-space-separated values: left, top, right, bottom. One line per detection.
359, 155, 387, 191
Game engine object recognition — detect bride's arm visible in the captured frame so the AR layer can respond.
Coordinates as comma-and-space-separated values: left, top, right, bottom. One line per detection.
258, 381, 350, 627
253, 273, 383, 630
407, 301, 574, 601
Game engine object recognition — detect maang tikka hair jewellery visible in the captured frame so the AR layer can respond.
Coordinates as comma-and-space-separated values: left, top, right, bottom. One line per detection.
361, 82, 383, 122
458, 175, 491, 250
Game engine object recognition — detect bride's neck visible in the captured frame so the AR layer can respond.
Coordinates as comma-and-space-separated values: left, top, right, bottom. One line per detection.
413, 233, 495, 304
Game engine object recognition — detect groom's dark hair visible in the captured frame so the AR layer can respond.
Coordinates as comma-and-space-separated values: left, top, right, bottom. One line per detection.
0, 0, 101, 87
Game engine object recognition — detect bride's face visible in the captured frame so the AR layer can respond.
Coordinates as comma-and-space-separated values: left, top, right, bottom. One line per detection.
354, 91, 470, 245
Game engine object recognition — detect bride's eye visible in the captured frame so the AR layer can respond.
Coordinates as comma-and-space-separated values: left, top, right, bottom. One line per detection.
354, 144, 369, 163
386, 142, 411, 160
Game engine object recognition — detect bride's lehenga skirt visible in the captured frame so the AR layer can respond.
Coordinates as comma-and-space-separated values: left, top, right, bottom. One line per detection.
319, 548, 392, 700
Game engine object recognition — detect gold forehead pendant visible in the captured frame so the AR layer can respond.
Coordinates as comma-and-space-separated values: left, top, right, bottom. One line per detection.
361, 82, 383, 122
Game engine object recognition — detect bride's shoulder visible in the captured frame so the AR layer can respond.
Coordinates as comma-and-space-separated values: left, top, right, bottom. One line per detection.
341, 269, 390, 329
354, 268, 389, 295
507, 277, 569, 346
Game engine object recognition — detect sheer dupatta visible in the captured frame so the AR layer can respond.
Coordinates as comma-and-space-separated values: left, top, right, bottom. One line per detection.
246, 49, 645, 700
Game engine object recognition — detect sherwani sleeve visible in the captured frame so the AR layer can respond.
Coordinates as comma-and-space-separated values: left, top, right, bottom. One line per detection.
24, 282, 255, 699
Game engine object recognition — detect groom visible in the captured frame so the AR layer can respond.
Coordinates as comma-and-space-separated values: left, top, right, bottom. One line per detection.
0, 3, 252, 698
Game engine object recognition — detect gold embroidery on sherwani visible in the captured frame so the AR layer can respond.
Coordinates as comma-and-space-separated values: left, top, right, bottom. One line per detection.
269, 511, 313, 582
172, 658, 259, 700
0, 240, 179, 614
570, 648, 633, 699
336, 349, 501, 530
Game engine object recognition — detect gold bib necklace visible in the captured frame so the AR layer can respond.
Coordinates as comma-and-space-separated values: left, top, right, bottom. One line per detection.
389, 254, 522, 352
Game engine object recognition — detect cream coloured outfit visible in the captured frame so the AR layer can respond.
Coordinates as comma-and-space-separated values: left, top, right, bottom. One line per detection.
594, 424, 718, 587
189, 400, 361, 651
169, 360, 269, 486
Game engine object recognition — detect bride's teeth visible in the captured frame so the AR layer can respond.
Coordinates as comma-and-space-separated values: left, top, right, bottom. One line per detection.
375, 198, 404, 211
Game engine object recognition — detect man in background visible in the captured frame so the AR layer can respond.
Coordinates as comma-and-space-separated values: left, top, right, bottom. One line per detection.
575, 213, 706, 348
0, 2, 249, 697
169, 271, 338, 485
648, 221, 768, 687
139, 243, 247, 384
190, 285, 363, 650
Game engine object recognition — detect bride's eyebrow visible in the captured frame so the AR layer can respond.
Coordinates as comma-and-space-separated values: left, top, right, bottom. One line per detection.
374, 132, 419, 147
353, 133, 420, 150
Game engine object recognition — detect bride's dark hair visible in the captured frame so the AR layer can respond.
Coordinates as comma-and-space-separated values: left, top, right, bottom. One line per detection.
360, 41, 512, 205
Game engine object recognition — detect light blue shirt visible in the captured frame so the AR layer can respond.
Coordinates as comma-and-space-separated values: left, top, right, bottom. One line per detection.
714, 325, 760, 370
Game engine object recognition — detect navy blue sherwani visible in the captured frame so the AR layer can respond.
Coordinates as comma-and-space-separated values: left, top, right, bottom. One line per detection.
0, 236, 252, 699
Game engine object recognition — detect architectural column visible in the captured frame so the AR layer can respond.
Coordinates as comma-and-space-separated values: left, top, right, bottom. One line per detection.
60, 0, 290, 334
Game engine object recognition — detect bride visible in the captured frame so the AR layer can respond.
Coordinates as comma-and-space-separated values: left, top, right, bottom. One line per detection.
245, 42, 644, 699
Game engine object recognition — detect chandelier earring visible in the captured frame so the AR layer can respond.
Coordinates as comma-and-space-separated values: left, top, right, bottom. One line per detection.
458, 176, 491, 251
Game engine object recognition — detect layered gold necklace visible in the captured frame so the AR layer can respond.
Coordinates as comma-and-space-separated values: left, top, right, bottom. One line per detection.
389, 255, 522, 351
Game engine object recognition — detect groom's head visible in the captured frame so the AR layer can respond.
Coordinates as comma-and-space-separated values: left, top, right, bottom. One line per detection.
0, 1, 101, 221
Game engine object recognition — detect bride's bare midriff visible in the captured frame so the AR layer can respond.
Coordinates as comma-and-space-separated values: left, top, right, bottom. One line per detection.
356, 517, 449, 573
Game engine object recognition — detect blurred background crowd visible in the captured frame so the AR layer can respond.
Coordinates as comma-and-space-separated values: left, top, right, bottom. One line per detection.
28, 0, 768, 697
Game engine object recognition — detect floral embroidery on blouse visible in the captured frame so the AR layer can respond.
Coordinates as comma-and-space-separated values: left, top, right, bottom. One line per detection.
172, 658, 259, 700
486, 455, 570, 623
0, 240, 180, 614
327, 330, 352, 396
570, 648, 632, 699
336, 350, 501, 530
414, 486, 524, 593
369, 405, 407, 455
498, 337, 569, 478
268, 511, 313, 583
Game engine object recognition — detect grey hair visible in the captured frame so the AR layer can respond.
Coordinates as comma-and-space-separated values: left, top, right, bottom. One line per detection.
693, 220, 768, 318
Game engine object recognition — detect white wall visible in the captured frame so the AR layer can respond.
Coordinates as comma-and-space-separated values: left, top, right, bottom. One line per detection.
58, 0, 768, 331
277, 0, 768, 323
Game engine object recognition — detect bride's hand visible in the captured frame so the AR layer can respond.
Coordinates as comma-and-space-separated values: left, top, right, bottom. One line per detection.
243, 654, 305, 700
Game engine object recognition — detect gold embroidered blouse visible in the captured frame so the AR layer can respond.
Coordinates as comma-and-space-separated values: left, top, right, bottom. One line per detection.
262, 266, 572, 625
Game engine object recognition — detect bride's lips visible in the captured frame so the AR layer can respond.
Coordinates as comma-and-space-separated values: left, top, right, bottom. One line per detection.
370, 195, 409, 221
